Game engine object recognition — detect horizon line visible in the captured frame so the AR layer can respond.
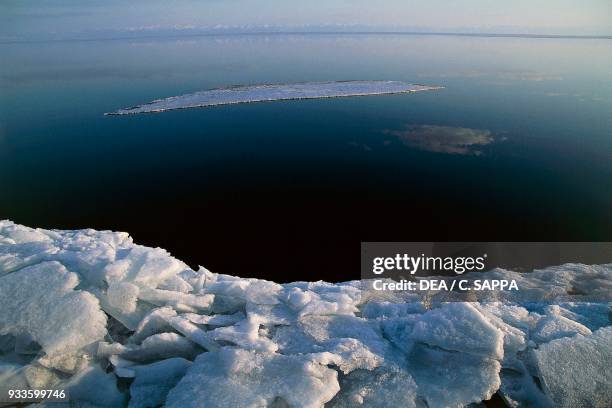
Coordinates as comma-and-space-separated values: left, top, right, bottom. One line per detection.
2, 30, 611, 45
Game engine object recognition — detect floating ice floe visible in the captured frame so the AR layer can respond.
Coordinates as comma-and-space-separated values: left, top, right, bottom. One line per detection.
106, 81, 442, 115
0, 220, 610, 407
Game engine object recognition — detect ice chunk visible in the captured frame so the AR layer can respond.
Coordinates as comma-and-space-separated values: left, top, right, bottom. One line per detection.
190, 267, 211, 293
107, 282, 140, 313
130, 307, 177, 343
12, 226, 129, 288
306, 338, 383, 374
62, 365, 126, 407
474, 304, 527, 360
327, 367, 418, 408
208, 317, 278, 352
533, 306, 592, 343
274, 314, 392, 372
137, 287, 214, 311
408, 343, 501, 408
550, 302, 610, 331
476, 303, 531, 332
283, 287, 313, 310
38, 352, 89, 374
93, 286, 153, 330
246, 302, 296, 326
205, 280, 250, 298
0, 220, 53, 244
157, 275, 193, 293
97, 341, 128, 358
245, 280, 282, 305
0, 261, 107, 356
298, 291, 359, 317
205, 280, 250, 313
493, 263, 612, 302
103, 246, 187, 289
166, 316, 220, 351
410, 303, 504, 359
182, 311, 246, 327
0, 240, 57, 275
128, 358, 192, 408
535, 263, 612, 301
22, 364, 62, 389
498, 367, 553, 408
121, 333, 200, 362
107, 81, 442, 115
380, 316, 420, 356
109, 355, 138, 373
533, 326, 612, 407
300, 283, 361, 315
298, 315, 389, 358
165, 348, 340, 408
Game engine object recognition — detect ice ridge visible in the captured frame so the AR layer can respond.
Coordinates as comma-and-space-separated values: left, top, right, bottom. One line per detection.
0, 220, 610, 407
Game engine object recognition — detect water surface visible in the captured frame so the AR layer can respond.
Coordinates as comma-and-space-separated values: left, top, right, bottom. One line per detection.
1, 34, 611, 281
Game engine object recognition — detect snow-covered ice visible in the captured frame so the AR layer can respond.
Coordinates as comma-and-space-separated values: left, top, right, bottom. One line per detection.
0, 261, 107, 357
106, 81, 442, 115
166, 348, 340, 408
0, 220, 610, 407
533, 326, 612, 408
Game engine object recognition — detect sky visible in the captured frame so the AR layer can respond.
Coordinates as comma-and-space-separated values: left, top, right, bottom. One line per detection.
1, 0, 611, 40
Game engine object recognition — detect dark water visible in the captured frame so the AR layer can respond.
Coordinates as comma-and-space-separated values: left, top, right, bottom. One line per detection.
1, 34, 611, 282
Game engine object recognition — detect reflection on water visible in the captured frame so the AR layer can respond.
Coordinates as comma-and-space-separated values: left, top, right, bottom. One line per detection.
383, 125, 494, 156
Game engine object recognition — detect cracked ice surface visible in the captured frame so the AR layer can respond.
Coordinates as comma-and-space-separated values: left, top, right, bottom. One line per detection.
0, 220, 611, 407
106, 81, 441, 115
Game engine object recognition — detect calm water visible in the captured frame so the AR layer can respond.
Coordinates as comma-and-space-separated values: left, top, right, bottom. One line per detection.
1, 34, 611, 281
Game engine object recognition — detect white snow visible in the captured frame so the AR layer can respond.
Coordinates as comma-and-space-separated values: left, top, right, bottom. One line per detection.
106, 81, 442, 115
0, 220, 610, 407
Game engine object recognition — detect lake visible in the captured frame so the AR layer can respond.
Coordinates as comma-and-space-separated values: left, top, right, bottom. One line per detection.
1, 33, 611, 282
